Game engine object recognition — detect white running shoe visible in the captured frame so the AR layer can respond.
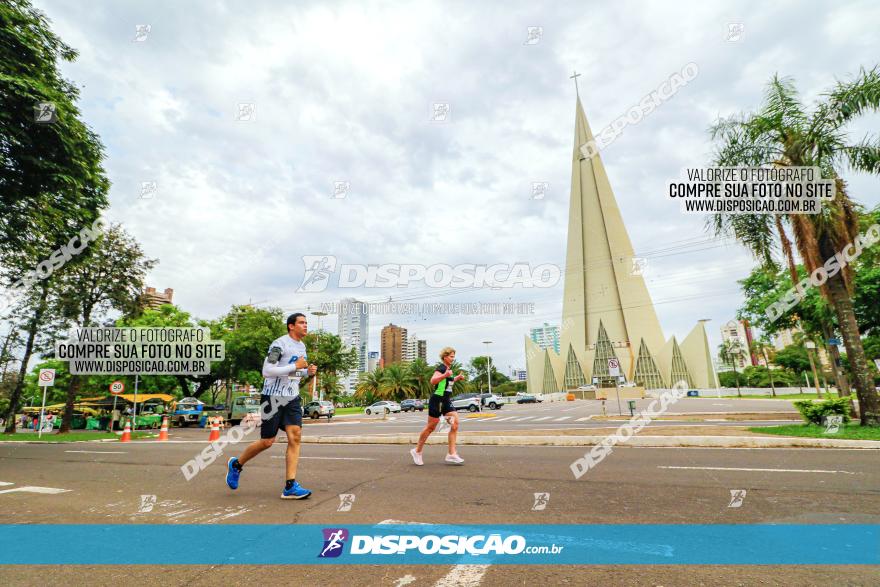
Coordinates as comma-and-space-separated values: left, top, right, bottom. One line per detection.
410, 448, 424, 466
445, 453, 464, 465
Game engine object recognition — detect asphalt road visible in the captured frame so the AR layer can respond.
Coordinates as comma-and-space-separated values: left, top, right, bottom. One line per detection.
1, 437, 877, 585
298, 398, 801, 436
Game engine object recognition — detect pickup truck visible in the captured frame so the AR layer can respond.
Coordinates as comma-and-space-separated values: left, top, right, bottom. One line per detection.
173, 395, 261, 427
203, 395, 262, 426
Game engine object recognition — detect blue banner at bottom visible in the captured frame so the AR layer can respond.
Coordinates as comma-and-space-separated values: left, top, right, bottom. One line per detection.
0, 524, 876, 565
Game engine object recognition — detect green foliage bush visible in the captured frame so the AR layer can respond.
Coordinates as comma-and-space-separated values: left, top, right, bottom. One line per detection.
793, 398, 851, 425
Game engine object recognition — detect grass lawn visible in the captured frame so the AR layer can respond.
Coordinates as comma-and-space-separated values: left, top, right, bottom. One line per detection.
0, 431, 154, 442
749, 423, 880, 441
334, 406, 366, 415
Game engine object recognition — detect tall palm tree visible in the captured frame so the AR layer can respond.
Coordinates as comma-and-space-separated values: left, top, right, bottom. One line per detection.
719, 340, 743, 396
709, 68, 880, 425
750, 338, 777, 397
407, 358, 434, 399
355, 369, 384, 404
379, 363, 416, 402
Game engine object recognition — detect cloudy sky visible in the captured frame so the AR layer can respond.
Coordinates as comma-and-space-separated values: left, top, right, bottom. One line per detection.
34, 0, 880, 372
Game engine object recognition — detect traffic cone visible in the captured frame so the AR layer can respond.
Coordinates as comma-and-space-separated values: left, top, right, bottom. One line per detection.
157, 417, 169, 441
208, 417, 220, 441
120, 419, 131, 443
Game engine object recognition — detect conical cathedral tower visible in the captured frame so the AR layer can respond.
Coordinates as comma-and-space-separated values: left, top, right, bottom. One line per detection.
525, 97, 717, 391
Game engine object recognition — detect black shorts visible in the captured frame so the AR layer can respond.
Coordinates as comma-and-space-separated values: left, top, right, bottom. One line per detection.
428, 394, 453, 418
260, 394, 303, 439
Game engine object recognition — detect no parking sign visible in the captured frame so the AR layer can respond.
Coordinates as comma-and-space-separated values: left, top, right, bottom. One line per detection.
607, 358, 620, 377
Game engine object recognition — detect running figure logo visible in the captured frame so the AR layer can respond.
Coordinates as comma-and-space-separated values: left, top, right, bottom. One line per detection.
337, 494, 356, 512
532, 492, 550, 511
728, 489, 747, 508
318, 528, 349, 558
298, 256, 337, 292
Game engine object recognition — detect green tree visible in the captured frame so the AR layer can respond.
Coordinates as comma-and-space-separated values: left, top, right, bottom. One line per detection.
302, 331, 358, 400
116, 305, 214, 398
0, 0, 109, 258
378, 363, 417, 402
773, 344, 812, 375
709, 68, 880, 424
468, 356, 510, 392
355, 369, 384, 405
53, 224, 156, 431
718, 340, 744, 396
750, 338, 778, 396
407, 358, 434, 398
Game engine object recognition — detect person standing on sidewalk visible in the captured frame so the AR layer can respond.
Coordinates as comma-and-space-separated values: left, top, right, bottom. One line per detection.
410, 347, 466, 466
225, 313, 317, 499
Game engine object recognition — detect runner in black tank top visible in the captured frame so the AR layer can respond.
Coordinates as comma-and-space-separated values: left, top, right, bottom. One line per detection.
410, 347, 466, 465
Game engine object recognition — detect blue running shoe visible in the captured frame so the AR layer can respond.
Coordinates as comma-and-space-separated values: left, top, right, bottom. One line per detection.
280, 480, 312, 500
226, 457, 241, 490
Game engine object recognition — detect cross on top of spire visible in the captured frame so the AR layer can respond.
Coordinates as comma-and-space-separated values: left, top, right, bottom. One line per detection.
570, 70, 581, 97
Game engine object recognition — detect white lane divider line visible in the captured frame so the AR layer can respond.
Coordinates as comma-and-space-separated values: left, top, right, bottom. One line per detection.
658, 466, 855, 475
434, 565, 490, 587
0, 486, 70, 495
65, 450, 127, 454
493, 417, 517, 422
575, 416, 594, 422
533, 417, 553, 422
511, 417, 533, 422
552, 417, 570, 422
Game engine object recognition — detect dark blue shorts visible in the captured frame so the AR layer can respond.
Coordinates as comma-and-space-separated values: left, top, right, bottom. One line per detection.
260, 394, 303, 438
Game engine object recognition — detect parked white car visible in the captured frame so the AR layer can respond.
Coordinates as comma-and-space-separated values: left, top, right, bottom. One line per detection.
364, 401, 401, 415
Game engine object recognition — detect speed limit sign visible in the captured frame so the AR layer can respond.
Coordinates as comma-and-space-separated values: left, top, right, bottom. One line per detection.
110, 381, 125, 395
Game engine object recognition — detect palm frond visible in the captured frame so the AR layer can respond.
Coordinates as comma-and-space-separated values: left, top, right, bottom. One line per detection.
820, 66, 880, 128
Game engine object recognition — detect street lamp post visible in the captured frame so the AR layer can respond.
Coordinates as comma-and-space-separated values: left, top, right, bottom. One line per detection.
482, 340, 493, 413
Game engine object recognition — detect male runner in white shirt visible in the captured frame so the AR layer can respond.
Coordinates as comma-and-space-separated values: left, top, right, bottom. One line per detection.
226, 313, 317, 499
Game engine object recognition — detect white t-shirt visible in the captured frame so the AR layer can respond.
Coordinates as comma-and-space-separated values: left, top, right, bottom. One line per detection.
261, 335, 308, 397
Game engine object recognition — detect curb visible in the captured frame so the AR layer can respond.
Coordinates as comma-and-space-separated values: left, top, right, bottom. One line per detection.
300, 434, 880, 449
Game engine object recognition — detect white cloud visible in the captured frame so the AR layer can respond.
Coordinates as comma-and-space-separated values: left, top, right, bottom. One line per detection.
32, 0, 880, 371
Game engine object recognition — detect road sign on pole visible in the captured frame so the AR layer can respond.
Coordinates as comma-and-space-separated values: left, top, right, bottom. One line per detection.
109, 381, 124, 429
607, 358, 620, 377
37, 369, 55, 439
38, 369, 55, 387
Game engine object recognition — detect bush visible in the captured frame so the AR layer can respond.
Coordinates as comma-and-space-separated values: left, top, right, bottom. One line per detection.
793, 398, 851, 425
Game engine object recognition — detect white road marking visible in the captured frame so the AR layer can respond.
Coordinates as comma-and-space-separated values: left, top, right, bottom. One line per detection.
434, 565, 490, 587
492, 417, 517, 422
575, 416, 594, 422
65, 450, 127, 454
0, 481, 13, 486
533, 417, 553, 422
511, 417, 533, 422
553, 417, 570, 422
658, 466, 856, 474
0, 486, 70, 495
377, 520, 490, 586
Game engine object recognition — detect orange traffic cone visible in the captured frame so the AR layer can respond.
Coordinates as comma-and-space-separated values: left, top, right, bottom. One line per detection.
120, 419, 131, 443
157, 417, 169, 441
208, 417, 220, 441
